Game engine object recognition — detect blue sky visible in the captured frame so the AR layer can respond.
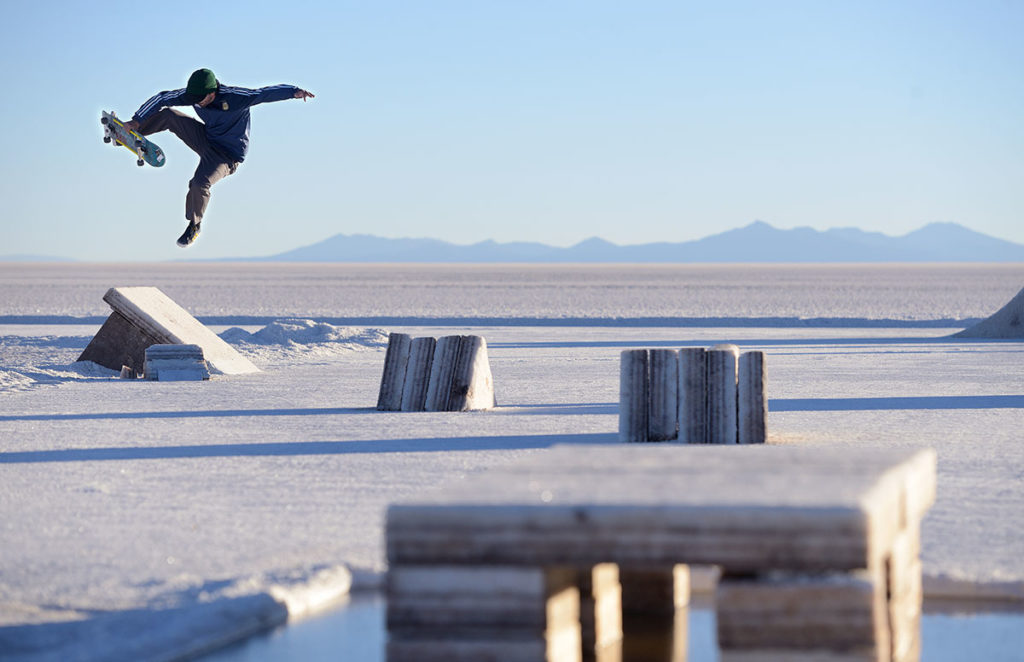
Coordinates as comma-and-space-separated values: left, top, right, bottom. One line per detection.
2, 0, 1022, 260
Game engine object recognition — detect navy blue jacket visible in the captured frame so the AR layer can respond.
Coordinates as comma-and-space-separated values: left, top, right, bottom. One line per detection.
132, 84, 298, 162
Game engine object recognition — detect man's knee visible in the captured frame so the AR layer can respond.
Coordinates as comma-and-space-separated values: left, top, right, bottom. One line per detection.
188, 178, 213, 195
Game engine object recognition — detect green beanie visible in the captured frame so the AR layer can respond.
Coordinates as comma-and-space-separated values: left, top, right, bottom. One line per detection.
186, 68, 218, 97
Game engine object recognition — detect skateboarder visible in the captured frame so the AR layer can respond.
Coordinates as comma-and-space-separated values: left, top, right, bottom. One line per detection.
124, 68, 314, 247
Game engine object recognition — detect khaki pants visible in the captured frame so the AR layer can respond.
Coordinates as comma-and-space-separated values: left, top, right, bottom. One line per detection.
136, 108, 238, 225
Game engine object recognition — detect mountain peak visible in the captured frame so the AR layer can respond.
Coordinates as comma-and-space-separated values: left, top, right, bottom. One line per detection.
572, 237, 618, 249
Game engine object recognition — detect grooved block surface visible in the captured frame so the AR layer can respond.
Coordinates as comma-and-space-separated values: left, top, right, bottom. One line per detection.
648, 349, 679, 441
400, 336, 435, 411
619, 350, 649, 443
678, 348, 707, 444
738, 351, 767, 445
378, 333, 412, 411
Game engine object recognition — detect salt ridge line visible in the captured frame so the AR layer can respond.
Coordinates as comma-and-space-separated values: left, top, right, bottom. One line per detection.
0, 315, 986, 328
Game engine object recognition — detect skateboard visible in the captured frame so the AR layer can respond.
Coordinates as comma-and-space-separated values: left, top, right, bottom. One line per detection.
100, 111, 165, 167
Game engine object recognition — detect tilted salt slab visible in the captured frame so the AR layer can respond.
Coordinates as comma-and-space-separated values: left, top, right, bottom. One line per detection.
78, 287, 259, 375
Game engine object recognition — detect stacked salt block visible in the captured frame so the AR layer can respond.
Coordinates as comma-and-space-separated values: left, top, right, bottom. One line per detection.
377, 333, 495, 412
620, 344, 766, 444
144, 344, 210, 381
386, 445, 936, 662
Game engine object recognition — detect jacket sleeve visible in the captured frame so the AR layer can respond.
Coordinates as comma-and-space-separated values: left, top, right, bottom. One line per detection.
223, 84, 299, 110
132, 89, 193, 123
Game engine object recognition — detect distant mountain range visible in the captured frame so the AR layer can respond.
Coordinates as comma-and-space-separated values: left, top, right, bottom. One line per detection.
254, 221, 1024, 263
4, 221, 1022, 263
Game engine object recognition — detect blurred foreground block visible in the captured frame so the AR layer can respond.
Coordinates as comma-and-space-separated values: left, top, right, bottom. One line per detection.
386, 445, 935, 662
78, 286, 259, 376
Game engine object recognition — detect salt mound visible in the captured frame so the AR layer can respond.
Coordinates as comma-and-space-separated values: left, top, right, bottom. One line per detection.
218, 320, 389, 366
953, 286, 1024, 339
222, 319, 389, 347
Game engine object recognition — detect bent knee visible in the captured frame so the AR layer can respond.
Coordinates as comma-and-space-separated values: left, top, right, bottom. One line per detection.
188, 179, 213, 194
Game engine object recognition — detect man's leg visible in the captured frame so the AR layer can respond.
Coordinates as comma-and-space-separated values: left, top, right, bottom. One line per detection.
135, 108, 207, 156
185, 152, 238, 225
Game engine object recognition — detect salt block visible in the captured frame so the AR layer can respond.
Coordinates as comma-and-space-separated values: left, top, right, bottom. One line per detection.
387, 629, 582, 662
738, 351, 767, 444
678, 348, 708, 444
144, 344, 210, 381
648, 349, 679, 441
78, 287, 258, 375
578, 564, 622, 655
620, 565, 690, 614
388, 565, 578, 630
706, 344, 739, 444
387, 565, 582, 662
619, 350, 649, 442
718, 649, 879, 662
887, 529, 923, 662
387, 445, 937, 574
448, 335, 496, 411
424, 335, 461, 411
377, 333, 412, 411
400, 336, 435, 412
716, 571, 885, 651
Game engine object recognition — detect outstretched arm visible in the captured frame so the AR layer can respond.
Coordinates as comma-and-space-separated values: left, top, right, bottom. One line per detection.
223, 84, 315, 109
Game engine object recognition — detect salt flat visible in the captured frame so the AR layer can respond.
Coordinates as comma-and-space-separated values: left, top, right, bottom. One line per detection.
1, 264, 1022, 661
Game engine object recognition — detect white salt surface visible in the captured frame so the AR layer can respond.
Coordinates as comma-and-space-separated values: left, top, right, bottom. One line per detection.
1, 264, 1023, 661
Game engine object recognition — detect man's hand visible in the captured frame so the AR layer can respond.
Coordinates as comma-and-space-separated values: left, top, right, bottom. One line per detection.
294, 89, 315, 102
124, 119, 140, 133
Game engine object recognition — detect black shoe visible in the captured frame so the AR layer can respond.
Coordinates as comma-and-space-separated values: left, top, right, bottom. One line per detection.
176, 221, 201, 247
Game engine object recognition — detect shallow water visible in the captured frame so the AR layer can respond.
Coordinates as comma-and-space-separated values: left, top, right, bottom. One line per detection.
204, 593, 1024, 662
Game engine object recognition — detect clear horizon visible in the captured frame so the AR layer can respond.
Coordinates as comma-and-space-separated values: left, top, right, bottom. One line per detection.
3, 1, 1022, 261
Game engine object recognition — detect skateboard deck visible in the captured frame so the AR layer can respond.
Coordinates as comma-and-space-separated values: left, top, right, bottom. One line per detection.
101, 111, 165, 167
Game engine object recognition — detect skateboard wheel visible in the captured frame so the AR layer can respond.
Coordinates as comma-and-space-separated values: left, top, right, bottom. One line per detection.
101, 116, 109, 125
103, 136, 111, 143
137, 160, 144, 167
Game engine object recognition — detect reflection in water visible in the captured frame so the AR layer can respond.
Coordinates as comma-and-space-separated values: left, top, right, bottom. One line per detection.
203, 593, 1022, 662
621, 609, 688, 662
